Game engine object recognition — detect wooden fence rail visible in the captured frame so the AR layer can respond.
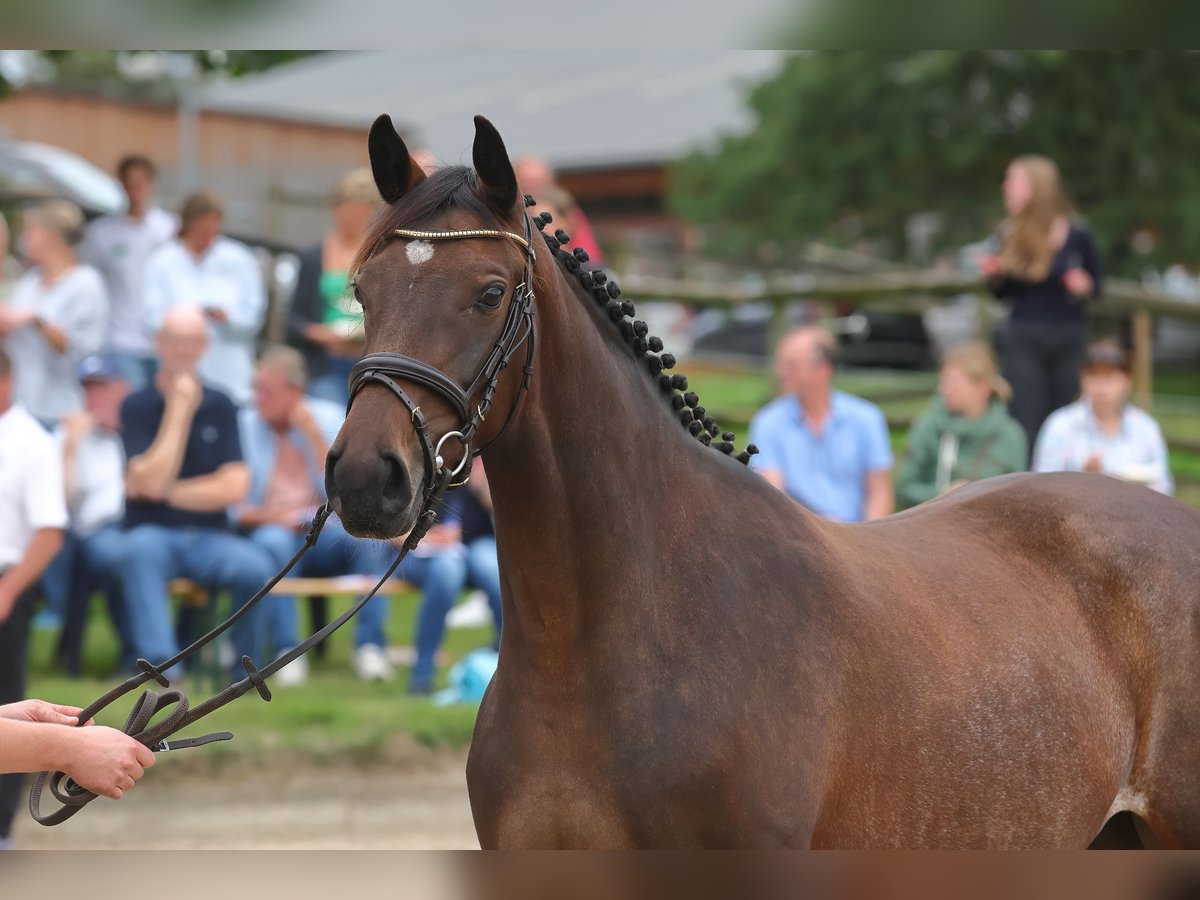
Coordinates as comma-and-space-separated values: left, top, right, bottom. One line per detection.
617, 272, 1200, 405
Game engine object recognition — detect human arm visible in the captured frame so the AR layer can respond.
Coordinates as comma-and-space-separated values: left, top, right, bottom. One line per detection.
205, 245, 266, 338
747, 412, 788, 493
0, 713, 155, 800
0, 529, 64, 624
1063, 225, 1104, 300
60, 413, 94, 508
862, 405, 895, 520
467, 458, 493, 514
287, 244, 332, 350
864, 470, 894, 521
125, 376, 201, 501
1031, 412, 1074, 474
164, 462, 250, 512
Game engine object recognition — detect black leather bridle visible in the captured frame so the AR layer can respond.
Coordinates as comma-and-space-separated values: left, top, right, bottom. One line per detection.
30, 214, 539, 826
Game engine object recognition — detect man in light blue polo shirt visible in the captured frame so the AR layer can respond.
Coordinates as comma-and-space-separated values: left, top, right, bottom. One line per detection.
750, 327, 894, 522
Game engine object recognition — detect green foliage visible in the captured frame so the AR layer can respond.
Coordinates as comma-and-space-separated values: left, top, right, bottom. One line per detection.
671, 52, 1200, 276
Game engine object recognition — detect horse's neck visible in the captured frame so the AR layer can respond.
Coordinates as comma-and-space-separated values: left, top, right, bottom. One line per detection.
481, 271, 701, 650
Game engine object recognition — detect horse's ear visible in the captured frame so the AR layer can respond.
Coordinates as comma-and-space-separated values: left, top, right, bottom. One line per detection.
368, 114, 425, 204
472, 115, 519, 216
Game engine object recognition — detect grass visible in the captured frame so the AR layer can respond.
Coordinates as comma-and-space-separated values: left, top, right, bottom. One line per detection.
26, 590, 492, 762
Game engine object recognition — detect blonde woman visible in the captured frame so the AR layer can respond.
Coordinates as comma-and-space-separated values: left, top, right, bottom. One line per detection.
288, 169, 381, 405
979, 156, 1103, 448
897, 342, 1028, 509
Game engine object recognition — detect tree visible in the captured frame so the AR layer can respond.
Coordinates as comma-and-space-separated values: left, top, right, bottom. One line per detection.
671, 52, 1200, 276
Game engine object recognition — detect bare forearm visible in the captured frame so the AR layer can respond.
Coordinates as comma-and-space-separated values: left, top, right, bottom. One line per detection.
0, 719, 76, 775
864, 481, 895, 521
166, 467, 249, 512
0, 530, 64, 599
127, 406, 194, 499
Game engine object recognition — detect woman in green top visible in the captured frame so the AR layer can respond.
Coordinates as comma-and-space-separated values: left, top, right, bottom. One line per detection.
287, 169, 380, 404
897, 341, 1028, 509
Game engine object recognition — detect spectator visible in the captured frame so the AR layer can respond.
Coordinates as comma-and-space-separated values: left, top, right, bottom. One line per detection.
115, 305, 272, 683
0, 346, 67, 849
238, 346, 391, 685
143, 192, 265, 405
1033, 340, 1172, 494
0, 200, 109, 427
82, 154, 177, 388
54, 355, 136, 676
749, 327, 894, 522
460, 457, 502, 644
896, 341, 1028, 508
979, 155, 1103, 450
514, 155, 603, 264
0, 699, 153, 809
288, 169, 379, 405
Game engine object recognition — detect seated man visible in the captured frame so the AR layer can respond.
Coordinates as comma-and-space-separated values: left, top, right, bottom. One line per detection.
238, 346, 393, 685
1033, 340, 1173, 494
115, 306, 273, 683
750, 327, 894, 522
55, 355, 136, 675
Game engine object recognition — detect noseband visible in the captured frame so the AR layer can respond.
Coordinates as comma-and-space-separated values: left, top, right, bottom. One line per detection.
346, 217, 538, 492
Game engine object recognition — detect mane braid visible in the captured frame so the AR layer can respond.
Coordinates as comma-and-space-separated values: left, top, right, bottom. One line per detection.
528, 195, 758, 466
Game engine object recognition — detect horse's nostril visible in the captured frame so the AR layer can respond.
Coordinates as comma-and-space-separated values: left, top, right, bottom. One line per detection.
380, 450, 411, 507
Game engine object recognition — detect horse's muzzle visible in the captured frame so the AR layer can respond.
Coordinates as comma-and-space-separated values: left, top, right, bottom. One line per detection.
324, 442, 419, 539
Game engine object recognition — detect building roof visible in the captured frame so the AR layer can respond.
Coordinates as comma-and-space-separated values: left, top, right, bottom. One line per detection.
199, 51, 788, 171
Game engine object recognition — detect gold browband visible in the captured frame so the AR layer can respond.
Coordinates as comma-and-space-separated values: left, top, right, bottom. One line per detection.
392, 228, 531, 252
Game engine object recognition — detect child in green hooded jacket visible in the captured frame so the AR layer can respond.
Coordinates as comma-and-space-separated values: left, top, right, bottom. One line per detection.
897, 342, 1028, 508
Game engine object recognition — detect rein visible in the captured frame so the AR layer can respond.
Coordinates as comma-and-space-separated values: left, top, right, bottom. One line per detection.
30, 216, 538, 827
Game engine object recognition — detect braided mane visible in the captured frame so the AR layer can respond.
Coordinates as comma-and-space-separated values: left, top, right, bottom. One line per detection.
524, 192, 758, 465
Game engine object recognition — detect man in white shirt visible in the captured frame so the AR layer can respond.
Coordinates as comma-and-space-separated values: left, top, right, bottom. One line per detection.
0, 346, 68, 848
82, 155, 177, 389
55, 355, 135, 676
142, 192, 265, 405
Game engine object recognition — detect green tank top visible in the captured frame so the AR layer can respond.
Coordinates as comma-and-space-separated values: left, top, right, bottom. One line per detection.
320, 269, 362, 338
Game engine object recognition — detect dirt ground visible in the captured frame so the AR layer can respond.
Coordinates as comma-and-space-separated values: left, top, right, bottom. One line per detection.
14, 749, 479, 850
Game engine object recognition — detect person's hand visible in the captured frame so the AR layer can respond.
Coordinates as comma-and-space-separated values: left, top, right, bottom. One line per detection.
289, 400, 320, 435
205, 306, 230, 324
166, 372, 203, 413
978, 254, 1003, 278
62, 410, 95, 445
0, 699, 89, 726
303, 323, 344, 350
1063, 268, 1094, 298
1083, 453, 1103, 473
62, 726, 155, 800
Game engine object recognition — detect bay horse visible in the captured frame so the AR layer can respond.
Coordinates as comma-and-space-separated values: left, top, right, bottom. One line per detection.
325, 114, 1200, 848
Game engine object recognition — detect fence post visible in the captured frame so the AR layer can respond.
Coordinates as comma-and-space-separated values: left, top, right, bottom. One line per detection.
1131, 309, 1154, 410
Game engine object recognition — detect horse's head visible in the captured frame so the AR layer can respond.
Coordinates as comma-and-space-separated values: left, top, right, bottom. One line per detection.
326, 114, 534, 538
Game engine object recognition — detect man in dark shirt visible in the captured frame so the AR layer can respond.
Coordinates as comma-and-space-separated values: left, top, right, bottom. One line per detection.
114, 305, 272, 682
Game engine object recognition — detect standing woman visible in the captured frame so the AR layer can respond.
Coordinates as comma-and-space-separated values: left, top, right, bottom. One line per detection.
980, 155, 1103, 451
288, 169, 380, 405
0, 201, 109, 428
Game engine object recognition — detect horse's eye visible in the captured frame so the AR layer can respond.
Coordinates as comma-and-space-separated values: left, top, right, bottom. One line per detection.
477, 283, 506, 310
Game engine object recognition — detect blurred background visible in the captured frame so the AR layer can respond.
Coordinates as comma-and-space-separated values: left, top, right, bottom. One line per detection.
4, 49, 1200, 848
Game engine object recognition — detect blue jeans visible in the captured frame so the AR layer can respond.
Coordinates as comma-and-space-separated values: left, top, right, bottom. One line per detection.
401, 550, 468, 687
59, 525, 131, 675
248, 517, 391, 654
465, 536, 502, 638
115, 525, 275, 680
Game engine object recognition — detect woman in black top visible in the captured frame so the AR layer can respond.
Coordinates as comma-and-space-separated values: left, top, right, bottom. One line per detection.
980, 155, 1103, 451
